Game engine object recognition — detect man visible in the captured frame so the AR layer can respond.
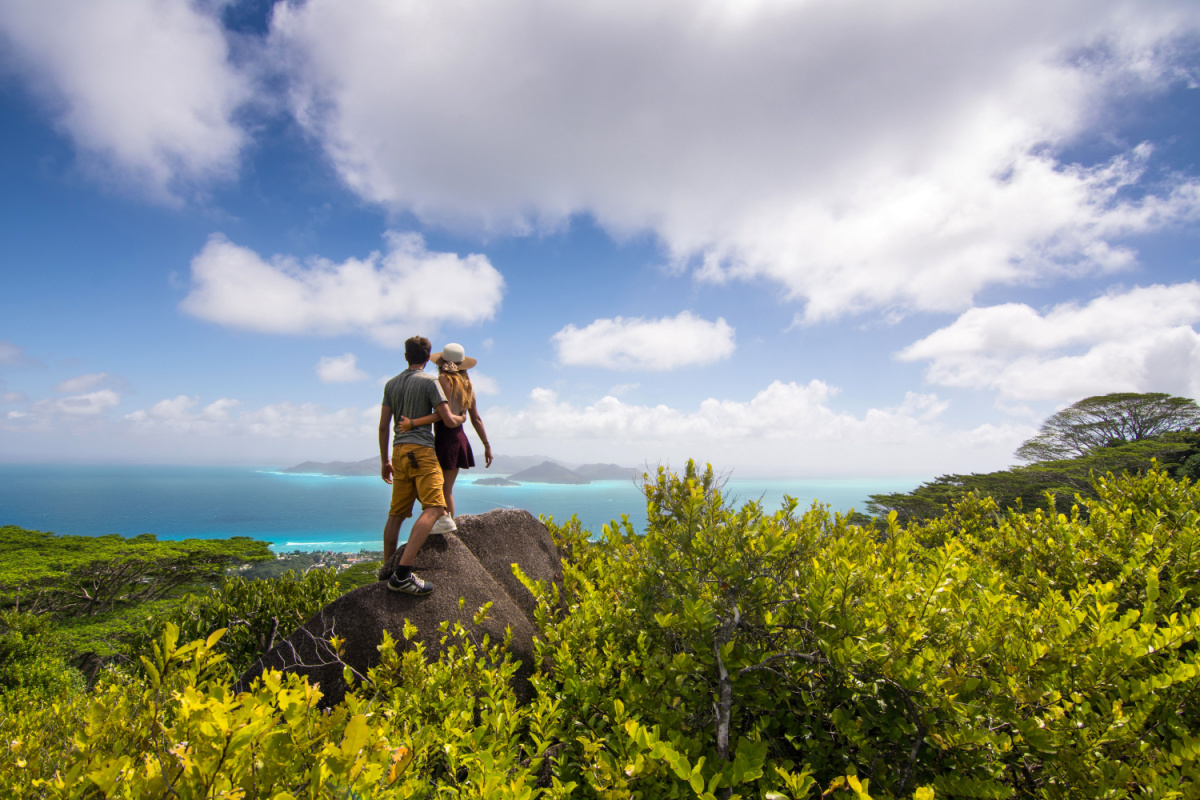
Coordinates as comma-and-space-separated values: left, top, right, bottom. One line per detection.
379, 336, 465, 595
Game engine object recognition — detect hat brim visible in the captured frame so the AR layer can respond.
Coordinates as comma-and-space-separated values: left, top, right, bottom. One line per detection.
433, 352, 478, 370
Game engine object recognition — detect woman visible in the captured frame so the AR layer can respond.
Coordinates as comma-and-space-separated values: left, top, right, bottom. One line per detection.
397, 343, 492, 518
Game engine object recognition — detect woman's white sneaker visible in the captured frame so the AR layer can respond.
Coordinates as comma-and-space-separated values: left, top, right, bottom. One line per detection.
430, 515, 457, 535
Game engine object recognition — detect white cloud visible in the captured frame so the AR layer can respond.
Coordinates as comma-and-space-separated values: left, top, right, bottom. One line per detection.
180, 232, 506, 345
486, 381, 1026, 475
4, 378, 1031, 474
270, 0, 1200, 319
1, 392, 28, 404
0, 0, 251, 199
125, 396, 374, 440
316, 353, 369, 384
31, 389, 120, 417
554, 312, 735, 370
55, 372, 108, 393
494, 376, 931, 445
898, 283, 1200, 401
123, 395, 243, 429
468, 371, 500, 397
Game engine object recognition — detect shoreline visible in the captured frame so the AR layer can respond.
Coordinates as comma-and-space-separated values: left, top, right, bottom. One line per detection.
0, 464, 922, 554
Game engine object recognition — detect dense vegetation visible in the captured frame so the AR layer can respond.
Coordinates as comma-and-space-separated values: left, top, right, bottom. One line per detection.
868, 393, 1200, 523
1014, 393, 1200, 463
0, 528, 273, 669
2, 458, 1199, 798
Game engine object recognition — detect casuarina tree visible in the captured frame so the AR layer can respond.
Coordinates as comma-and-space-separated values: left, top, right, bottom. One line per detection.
1015, 392, 1200, 462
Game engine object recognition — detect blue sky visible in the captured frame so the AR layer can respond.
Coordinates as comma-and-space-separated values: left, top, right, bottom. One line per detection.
1, 0, 1199, 477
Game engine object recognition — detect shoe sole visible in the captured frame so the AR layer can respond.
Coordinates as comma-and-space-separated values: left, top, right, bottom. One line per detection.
387, 578, 433, 595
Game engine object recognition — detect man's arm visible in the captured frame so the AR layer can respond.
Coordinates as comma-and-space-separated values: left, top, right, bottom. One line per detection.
397, 407, 466, 432
378, 405, 394, 484
434, 401, 465, 427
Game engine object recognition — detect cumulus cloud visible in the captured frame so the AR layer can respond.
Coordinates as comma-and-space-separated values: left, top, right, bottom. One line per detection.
1, 377, 125, 435
125, 396, 374, 440
270, 0, 1200, 319
54, 372, 109, 393
468, 372, 500, 397
554, 312, 735, 370
180, 232, 505, 345
124, 395, 243, 429
898, 283, 1200, 401
316, 353, 369, 384
31, 389, 120, 417
493, 381, 940, 443
0, 0, 251, 199
10, 377, 1030, 474
486, 381, 1026, 474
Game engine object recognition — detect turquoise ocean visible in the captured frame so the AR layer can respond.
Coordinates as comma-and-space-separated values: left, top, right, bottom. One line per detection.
0, 465, 920, 553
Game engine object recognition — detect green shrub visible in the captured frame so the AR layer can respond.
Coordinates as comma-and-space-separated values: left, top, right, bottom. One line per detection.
3, 465, 1200, 798
0, 611, 83, 701
529, 463, 1200, 798
125, 568, 347, 677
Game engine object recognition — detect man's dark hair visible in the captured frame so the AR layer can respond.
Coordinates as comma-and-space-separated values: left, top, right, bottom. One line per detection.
405, 336, 432, 366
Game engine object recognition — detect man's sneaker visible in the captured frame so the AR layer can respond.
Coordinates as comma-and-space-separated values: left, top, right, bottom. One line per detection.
430, 515, 457, 535
388, 570, 433, 595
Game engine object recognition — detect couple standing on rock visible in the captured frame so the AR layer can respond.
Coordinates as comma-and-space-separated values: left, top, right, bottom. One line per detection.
378, 336, 493, 595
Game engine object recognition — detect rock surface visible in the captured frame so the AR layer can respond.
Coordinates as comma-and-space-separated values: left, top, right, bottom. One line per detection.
235, 508, 560, 707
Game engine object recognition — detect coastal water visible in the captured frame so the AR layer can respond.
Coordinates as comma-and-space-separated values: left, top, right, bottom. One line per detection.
0, 465, 920, 552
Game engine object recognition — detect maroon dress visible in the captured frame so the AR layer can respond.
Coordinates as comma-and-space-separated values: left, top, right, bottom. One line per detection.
434, 420, 475, 470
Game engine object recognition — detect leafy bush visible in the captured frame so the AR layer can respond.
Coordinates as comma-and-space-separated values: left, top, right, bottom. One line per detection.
528, 463, 1200, 798
3, 465, 1200, 798
126, 568, 347, 676
0, 611, 83, 702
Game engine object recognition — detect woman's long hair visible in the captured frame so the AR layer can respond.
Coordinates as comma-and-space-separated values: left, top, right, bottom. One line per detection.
439, 362, 475, 410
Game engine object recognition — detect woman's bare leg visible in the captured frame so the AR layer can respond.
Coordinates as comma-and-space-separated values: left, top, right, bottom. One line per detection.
443, 467, 460, 517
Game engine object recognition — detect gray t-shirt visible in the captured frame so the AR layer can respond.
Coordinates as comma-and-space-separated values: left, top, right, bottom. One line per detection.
382, 369, 447, 448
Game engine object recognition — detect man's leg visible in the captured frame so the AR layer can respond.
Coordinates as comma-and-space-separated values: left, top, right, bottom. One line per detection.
385, 449, 419, 564
397, 506, 445, 566
382, 514, 408, 564
388, 445, 447, 595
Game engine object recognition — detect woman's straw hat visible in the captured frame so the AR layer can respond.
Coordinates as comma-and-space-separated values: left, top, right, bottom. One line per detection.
432, 342, 477, 370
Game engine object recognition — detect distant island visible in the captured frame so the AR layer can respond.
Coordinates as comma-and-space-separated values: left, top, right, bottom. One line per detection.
507, 461, 589, 484
474, 476, 522, 487
573, 463, 641, 481
281, 456, 639, 484
281, 458, 377, 476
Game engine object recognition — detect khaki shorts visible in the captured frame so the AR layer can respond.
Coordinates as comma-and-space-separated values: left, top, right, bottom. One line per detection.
389, 444, 446, 518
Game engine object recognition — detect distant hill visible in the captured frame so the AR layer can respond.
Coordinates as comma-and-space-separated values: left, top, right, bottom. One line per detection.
574, 463, 640, 480
279, 455, 560, 477
488, 454, 569, 474
507, 461, 590, 484
281, 458, 376, 476
281, 455, 636, 482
